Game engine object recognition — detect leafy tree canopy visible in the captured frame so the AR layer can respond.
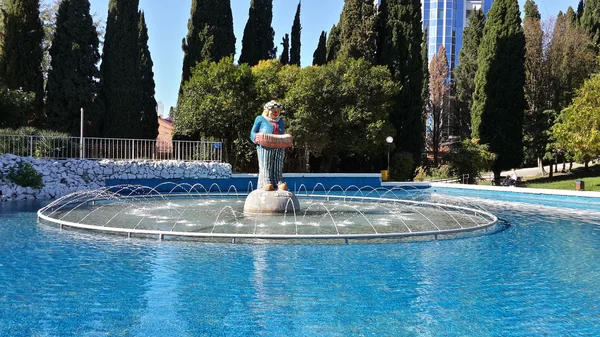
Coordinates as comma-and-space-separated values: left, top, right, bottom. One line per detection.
553, 74, 600, 163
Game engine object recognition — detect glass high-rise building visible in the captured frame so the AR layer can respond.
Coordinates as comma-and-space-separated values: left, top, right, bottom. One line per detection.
422, 0, 493, 70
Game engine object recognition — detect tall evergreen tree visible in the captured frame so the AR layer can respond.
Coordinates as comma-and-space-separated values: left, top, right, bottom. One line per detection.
290, 1, 301, 66
582, 0, 600, 45
376, 0, 425, 164
99, 0, 142, 138
179, 0, 235, 91
453, 9, 485, 139
577, 0, 585, 25
524, 0, 541, 20
279, 33, 290, 65
566, 6, 578, 26
44, 0, 100, 136
312, 31, 327, 66
338, 0, 377, 63
471, 0, 525, 181
238, 0, 276, 66
0, 0, 44, 126
138, 11, 158, 140
325, 24, 340, 62
421, 28, 429, 123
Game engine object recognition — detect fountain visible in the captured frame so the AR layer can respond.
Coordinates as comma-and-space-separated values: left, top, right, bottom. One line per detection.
37, 183, 499, 243
37, 101, 499, 243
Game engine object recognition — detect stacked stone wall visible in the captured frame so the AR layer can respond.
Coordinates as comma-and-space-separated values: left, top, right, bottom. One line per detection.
0, 154, 231, 201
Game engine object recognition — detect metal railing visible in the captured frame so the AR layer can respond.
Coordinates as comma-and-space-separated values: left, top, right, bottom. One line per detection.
0, 134, 223, 162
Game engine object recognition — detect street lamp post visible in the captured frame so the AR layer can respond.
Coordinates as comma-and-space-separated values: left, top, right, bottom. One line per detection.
386, 136, 394, 176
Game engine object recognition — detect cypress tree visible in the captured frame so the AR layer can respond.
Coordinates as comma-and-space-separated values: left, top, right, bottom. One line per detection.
139, 11, 158, 140
313, 31, 327, 66
0, 0, 44, 126
45, 0, 100, 136
99, 0, 142, 138
582, 0, 600, 45
376, 0, 425, 164
338, 0, 377, 63
290, 1, 301, 66
325, 24, 340, 62
179, 0, 235, 90
421, 28, 429, 119
566, 6, 577, 26
471, 0, 525, 181
238, 0, 276, 66
453, 9, 485, 139
524, 0, 541, 20
280, 33, 290, 65
577, 0, 585, 25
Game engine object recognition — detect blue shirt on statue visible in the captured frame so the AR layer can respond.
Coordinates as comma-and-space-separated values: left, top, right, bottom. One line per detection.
250, 115, 285, 147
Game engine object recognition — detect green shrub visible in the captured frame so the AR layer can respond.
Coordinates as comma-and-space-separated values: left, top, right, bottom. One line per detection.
7, 162, 44, 189
444, 139, 496, 183
0, 85, 35, 128
429, 165, 451, 179
414, 166, 427, 181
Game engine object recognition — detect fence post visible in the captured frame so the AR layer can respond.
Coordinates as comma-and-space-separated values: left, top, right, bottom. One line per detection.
177, 141, 181, 161
29, 136, 33, 157
131, 140, 135, 160
80, 108, 84, 159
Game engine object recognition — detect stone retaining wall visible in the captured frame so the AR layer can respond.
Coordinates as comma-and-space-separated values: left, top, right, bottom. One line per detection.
0, 154, 231, 201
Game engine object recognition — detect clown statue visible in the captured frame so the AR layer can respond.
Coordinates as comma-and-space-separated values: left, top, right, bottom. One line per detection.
250, 100, 293, 191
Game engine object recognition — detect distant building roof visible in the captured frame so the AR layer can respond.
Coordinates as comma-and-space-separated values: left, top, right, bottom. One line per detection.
158, 116, 173, 126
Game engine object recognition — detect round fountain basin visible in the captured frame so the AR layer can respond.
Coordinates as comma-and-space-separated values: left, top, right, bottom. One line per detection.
37, 185, 499, 243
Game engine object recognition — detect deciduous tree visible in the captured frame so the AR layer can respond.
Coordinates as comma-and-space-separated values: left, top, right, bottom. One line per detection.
548, 12, 598, 112
552, 74, 600, 167
523, 0, 551, 174
428, 45, 450, 166
176, 57, 256, 167
285, 57, 398, 172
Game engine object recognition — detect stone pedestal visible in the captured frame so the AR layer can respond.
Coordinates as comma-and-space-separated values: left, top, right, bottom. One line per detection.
243, 189, 300, 214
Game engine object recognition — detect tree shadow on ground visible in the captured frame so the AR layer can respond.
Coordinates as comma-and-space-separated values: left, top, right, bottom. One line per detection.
526, 164, 600, 184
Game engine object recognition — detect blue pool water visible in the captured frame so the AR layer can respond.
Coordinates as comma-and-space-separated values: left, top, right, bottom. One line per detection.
1, 195, 600, 336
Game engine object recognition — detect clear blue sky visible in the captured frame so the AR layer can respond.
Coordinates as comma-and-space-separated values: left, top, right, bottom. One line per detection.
86, 0, 580, 114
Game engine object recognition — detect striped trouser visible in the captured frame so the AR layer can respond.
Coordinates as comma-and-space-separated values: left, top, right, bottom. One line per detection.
257, 146, 285, 189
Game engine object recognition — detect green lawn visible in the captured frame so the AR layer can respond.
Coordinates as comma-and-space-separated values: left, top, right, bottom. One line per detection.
524, 165, 600, 191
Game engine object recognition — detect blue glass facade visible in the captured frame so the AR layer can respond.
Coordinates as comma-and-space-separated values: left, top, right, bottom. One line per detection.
421, 0, 493, 70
